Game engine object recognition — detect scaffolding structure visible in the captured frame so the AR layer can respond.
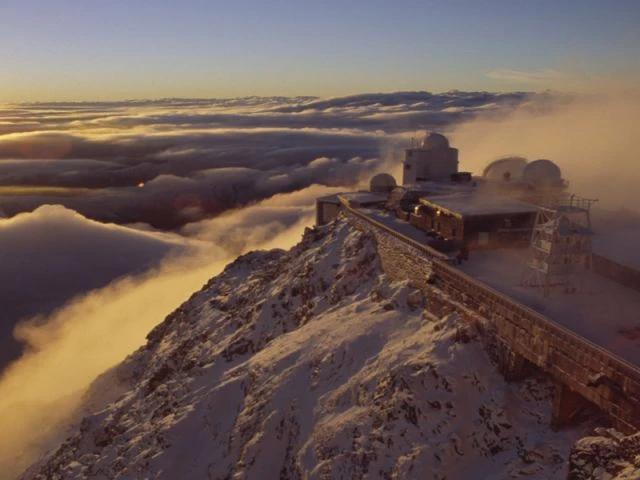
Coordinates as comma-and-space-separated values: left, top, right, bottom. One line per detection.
521, 194, 598, 296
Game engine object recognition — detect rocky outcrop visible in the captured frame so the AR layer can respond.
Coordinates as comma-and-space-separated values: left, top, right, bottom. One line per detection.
569, 429, 640, 479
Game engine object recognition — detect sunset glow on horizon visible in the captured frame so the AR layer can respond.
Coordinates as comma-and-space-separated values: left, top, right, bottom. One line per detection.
1, 0, 639, 102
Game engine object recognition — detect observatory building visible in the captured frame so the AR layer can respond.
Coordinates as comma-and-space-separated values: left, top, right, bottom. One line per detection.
369, 173, 397, 193
315, 131, 570, 251
403, 132, 459, 184
483, 156, 528, 182
522, 159, 565, 188
411, 193, 538, 248
483, 156, 566, 190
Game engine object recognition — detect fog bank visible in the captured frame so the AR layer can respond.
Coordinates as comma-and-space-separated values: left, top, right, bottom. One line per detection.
0, 185, 341, 479
451, 90, 640, 210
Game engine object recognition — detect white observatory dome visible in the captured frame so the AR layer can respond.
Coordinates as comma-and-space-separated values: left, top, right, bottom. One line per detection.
422, 132, 449, 150
483, 156, 528, 181
370, 173, 397, 193
522, 159, 563, 185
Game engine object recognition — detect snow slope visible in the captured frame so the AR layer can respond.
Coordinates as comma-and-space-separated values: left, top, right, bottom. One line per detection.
22, 220, 599, 479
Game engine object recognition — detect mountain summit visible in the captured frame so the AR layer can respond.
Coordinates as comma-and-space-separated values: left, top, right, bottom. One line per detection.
21, 220, 637, 479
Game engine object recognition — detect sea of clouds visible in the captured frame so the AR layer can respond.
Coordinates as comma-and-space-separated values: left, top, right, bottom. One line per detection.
0, 91, 528, 226
0, 91, 531, 367
1, 88, 639, 477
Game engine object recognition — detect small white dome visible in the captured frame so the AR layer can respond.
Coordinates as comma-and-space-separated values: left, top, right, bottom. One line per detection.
523, 159, 563, 185
483, 156, 528, 181
370, 173, 397, 192
422, 132, 449, 150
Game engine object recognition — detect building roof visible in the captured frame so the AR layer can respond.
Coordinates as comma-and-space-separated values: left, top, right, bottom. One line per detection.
338, 192, 388, 206
370, 173, 397, 190
483, 156, 528, 180
316, 194, 341, 204
522, 159, 563, 184
419, 193, 538, 218
402, 181, 475, 195
422, 132, 449, 149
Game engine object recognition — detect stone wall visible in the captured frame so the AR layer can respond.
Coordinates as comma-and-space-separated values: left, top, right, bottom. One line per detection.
316, 201, 341, 226
344, 207, 640, 433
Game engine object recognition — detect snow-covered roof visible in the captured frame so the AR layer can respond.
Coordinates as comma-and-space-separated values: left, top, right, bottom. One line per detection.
338, 192, 388, 206
401, 181, 475, 195
316, 194, 342, 204
420, 193, 538, 218
457, 247, 640, 367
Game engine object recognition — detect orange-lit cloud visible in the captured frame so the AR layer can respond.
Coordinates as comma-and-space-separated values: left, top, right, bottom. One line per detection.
0, 185, 342, 478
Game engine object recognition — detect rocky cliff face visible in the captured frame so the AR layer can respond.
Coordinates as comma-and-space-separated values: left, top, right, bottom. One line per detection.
20, 220, 628, 479
568, 429, 640, 479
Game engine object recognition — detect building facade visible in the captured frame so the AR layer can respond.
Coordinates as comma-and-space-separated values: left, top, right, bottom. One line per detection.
402, 132, 459, 184
410, 193, 538, 248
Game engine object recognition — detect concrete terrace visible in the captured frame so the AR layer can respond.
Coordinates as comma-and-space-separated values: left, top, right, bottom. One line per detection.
362, 207, 640, 367
457, 248, 640, 367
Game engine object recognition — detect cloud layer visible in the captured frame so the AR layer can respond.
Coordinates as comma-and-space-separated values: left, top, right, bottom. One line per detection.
5, 88, 640, 478
0, 92, 529, 227
0, 184, 342, 478
0, 91, 534, 376
449, 89, 640, 209
0, 205, 199, 368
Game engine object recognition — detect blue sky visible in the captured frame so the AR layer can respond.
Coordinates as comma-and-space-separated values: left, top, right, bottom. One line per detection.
1, 0, 639, 101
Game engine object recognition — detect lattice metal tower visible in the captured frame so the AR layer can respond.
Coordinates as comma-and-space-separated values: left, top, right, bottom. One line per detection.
521, 194, 598, 296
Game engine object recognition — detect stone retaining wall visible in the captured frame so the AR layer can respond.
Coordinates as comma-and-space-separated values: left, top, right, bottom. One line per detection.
344, 208, 640, 433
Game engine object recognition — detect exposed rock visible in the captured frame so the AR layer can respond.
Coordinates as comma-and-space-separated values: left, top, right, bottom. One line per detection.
569, 429, 640, 479
20, 220, 610, 480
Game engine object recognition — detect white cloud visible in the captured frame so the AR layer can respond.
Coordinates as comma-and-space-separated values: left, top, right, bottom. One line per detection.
0, 205, 197, 362
0, 184, 342, 478
450, 88, 640, 210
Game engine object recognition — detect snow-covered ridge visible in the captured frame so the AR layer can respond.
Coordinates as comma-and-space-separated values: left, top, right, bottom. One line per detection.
20, 220, 622, 479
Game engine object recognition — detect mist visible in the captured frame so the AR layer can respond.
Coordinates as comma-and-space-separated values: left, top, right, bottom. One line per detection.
0, 184, 342, 479
449, 89, 640, 211
0, 92, 528, 227
0, 205, 199, 368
